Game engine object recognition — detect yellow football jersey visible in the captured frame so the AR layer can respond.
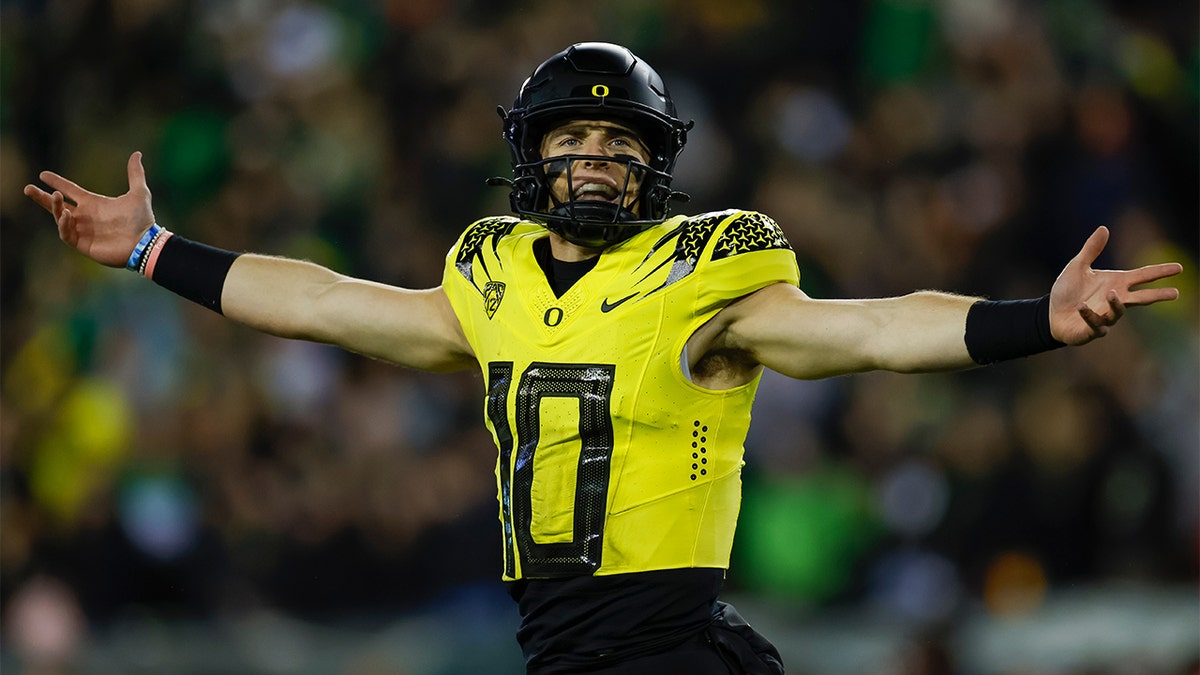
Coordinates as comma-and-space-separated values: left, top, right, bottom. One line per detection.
442, 210, 801, 580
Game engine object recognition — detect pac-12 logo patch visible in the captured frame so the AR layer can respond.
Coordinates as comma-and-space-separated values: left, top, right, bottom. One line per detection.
483, 281, 506, 319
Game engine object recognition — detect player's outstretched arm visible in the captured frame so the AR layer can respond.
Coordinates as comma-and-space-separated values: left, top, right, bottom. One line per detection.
705, 227, 1182, 381
25, 152, 476, 372
221, 256, 475, 371
710, 285, 980, 380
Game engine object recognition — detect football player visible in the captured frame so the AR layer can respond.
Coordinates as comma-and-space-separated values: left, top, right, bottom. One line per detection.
25, 42, 1182, 674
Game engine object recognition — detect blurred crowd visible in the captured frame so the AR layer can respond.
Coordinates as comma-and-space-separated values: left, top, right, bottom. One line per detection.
1, 0, 1197, 672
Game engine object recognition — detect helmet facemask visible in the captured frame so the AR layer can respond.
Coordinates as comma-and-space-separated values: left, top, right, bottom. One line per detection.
512, 151, 672, 249
491, 43, 692, 249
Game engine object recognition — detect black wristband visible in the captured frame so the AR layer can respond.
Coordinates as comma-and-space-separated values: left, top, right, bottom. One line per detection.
151, 235, 241, 314
964, 294, 1066, 365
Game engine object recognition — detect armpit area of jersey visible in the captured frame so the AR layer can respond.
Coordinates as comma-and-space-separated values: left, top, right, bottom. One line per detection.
507, 568, 724, 673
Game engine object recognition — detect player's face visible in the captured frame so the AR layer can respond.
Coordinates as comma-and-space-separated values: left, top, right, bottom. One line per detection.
539, 120, 651, 214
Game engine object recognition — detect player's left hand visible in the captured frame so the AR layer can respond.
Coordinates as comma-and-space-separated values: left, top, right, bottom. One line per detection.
1049, 226, 1182, 346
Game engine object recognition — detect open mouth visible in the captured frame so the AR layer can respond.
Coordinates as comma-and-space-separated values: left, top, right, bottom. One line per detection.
573, 182, 620, 202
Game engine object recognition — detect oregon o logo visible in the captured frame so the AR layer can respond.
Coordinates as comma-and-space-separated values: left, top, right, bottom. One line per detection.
591, 84, 609, 98
543, 307, 564, 327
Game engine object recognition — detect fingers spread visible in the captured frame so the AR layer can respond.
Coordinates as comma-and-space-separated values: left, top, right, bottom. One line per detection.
1075, 226, 1110, 267
1126, 286, 1181, 306
56, 207, 76, 245
1125, 262, 1184, 287
1077, 303, 1110, 335
127, 151, 147, 191
23, 184, 55, 212
37, 171, 89, 203
1106, 290, 1125, 323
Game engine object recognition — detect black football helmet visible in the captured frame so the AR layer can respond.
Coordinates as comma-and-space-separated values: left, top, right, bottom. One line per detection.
492, 42, 693, 248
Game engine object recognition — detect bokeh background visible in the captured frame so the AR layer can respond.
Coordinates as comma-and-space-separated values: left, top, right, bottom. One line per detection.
2, 1, 1197, 673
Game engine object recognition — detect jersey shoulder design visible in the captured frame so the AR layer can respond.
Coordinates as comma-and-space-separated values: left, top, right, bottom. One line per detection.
454, 216, 522, 290
627, 210, 798, 314
712, 210, 792, 260
634, 211, 724, 294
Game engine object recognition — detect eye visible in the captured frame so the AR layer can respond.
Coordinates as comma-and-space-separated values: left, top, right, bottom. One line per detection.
610, 137, 647, 160
612, 137, 643, 152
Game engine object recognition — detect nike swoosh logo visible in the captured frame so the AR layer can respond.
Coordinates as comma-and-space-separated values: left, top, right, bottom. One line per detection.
600, 292, 639, 313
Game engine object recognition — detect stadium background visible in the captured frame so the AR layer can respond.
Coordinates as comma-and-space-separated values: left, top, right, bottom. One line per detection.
1, 1, 1197, 673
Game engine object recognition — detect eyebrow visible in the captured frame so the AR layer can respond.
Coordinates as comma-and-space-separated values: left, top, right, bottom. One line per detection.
548, 122, 631, 135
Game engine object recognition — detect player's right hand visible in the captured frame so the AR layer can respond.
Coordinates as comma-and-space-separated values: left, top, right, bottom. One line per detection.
23, 151, 157, 268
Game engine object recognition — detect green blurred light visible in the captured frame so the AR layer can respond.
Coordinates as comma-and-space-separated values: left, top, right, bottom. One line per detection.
735, 465, 881, 604
862, 0, 939, 87
158, 109, 231, 209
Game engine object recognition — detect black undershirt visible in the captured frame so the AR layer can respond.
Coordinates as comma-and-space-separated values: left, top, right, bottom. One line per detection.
533, 237, 600, 297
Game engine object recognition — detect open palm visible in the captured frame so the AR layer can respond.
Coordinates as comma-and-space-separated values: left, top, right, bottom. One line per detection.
23, 152, 156, 268
1049, 226, 1182, 346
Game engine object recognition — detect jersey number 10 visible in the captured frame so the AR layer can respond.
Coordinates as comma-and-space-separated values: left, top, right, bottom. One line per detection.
487, 361, 616, 578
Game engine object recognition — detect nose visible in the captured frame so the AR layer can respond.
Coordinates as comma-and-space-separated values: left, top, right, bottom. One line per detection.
580, 137, 611, 164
